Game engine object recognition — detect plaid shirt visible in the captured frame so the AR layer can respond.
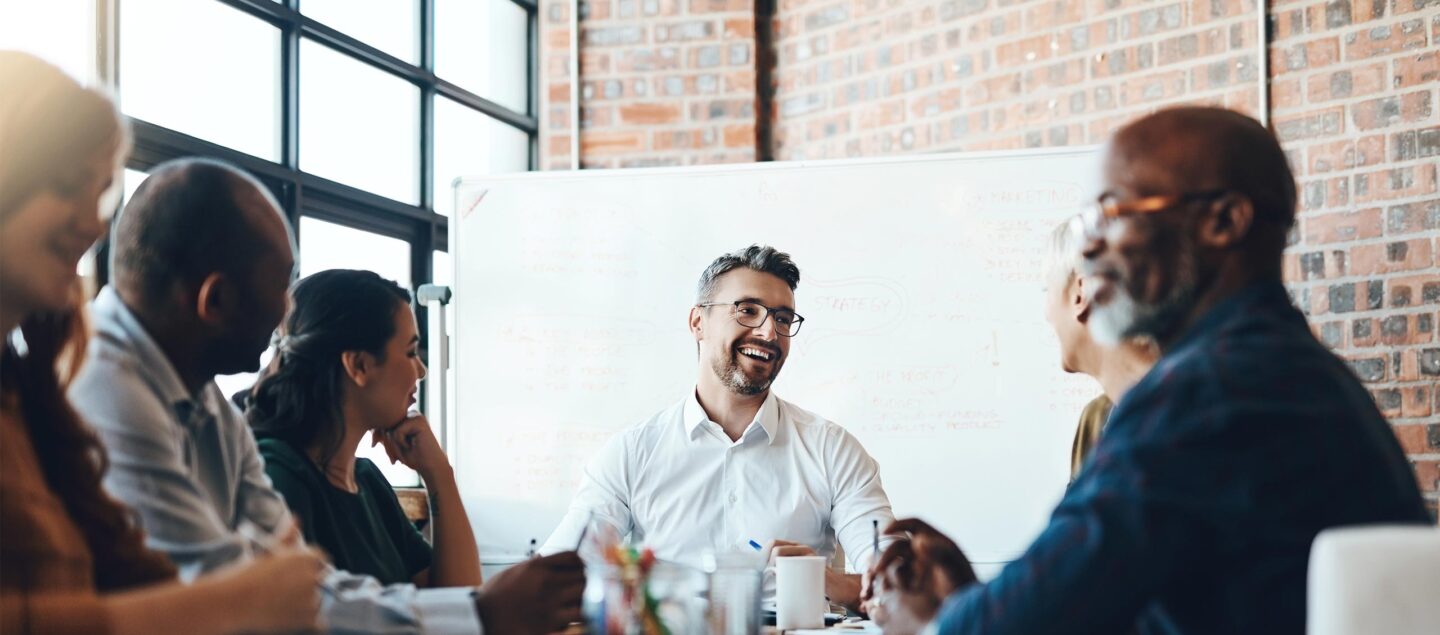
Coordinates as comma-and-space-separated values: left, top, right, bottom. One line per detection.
932, 281, 1430, 635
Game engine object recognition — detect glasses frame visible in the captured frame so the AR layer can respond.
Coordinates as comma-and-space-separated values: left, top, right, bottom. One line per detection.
1081, 188, 1231, 236
696, 300, 806, 337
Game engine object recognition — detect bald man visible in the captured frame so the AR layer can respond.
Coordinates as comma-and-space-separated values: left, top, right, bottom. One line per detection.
868, 107, 1429, 635
72, 158, 585, 635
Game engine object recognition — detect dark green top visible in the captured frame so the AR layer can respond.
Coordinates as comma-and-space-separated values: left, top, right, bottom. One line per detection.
258, 439, 431, 585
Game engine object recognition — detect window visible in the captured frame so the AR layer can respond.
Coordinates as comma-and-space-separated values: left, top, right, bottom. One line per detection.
120, 0, 282, 160
299, 39, 420, 203
0, 0, 97, 85
4, 0, 539, 486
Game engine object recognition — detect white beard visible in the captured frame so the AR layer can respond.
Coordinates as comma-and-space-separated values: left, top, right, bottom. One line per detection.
1088, 283, 1139, 347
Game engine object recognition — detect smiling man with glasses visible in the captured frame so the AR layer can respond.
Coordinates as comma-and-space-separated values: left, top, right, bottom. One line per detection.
543, 244, 895, 610
867, 107, 1429, 635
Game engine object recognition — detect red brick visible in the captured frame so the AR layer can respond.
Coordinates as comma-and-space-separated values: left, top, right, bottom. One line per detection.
1344, 18, 1429, 60
689, 0, 749, 13
1414, 460, 1439, 493
580, 131, 645, 156
1351, 91, 1434, 131
1395, 421, 1438, 453
1350, 238, 1436, 275
618, 103, 682, 125
1394, 52, 1439, 90
722, 123, 754, 148
1306, 63, 1386, 103
1353, 163, 1439, 203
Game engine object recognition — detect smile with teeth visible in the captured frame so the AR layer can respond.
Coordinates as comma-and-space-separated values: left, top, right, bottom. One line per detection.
739, 346, 775, 362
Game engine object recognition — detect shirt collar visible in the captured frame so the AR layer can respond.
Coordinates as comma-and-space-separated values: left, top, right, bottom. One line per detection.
684, 389, 780, 445
91, 286, 223, 425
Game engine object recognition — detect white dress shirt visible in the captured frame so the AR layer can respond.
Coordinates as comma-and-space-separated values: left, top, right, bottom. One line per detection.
543, 390, 895, 573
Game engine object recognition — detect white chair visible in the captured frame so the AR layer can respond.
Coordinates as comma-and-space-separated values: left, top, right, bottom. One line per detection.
1308, 525, 1440, 635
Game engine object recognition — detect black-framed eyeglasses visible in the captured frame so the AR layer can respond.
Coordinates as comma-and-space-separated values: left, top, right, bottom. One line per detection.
1080, 188, 1231, 238
696, 300, 806, 337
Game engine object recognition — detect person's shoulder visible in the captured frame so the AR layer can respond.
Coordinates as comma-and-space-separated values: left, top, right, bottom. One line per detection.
68, 349, 170, 433
353, 458, 400, 498
257, 438, 313, 478
619, 398, 687, 441
775, 396, 855, 442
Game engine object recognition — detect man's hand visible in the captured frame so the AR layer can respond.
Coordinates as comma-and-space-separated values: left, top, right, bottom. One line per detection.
862, 519, 978, 634
474, 551, 586, 635
763, 540, 863, 610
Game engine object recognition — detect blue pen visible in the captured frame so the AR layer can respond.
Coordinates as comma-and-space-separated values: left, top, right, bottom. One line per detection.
749, 539, 763, 552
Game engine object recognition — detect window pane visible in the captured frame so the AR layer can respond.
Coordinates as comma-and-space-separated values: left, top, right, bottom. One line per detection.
433, 97, 529, 216
300, 39, 420, 204
300, 0, 418, 64
0, 0, 96, 85
120, 0, 280, 160
298, 217, 417, 486
435, 0, 529, 114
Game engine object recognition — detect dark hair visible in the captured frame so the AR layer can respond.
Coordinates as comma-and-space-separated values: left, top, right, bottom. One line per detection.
110, 157, 282, 305
696, 244, 801, 302
0, 53, 175, 589
246, 269, 411, 466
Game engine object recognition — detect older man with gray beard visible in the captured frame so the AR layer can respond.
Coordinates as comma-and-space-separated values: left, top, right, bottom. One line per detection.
864, 107, 1429, 635
543, 245, 896, 610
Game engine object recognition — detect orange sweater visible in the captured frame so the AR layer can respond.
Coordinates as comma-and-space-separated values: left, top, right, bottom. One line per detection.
1, 396, 110, 634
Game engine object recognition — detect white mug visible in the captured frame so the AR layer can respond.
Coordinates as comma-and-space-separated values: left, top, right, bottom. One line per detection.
775, 555, 825, 629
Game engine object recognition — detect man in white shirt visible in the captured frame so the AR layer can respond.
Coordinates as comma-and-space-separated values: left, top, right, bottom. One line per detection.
543, 245, 895, 609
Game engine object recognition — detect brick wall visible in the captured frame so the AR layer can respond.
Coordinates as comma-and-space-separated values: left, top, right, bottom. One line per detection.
539, 0, 1440, 517
541, 0, 758, 169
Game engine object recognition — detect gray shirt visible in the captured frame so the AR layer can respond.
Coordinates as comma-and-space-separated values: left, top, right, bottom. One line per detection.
71, 287, 482, 635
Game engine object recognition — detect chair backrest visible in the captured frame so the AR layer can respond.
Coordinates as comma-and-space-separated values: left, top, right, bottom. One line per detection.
1308, 525, 1440, 635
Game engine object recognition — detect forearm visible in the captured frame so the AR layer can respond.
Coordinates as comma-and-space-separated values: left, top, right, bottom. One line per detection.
422, 465, 484, 587
106, 576, 246, 635
828, 572, 863, 611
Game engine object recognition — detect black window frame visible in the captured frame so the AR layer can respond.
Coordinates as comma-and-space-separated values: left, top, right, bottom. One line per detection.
100, 0, 540, 343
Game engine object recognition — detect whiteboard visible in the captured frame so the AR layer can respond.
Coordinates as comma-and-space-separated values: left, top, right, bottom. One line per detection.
451, 147, 1104, 567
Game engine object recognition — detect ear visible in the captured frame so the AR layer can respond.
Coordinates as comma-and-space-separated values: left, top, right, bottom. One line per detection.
1197, 193, 1254, 250
689, 306, 705, 341
1071, 275, 1094, 324
195, 272, 230, 327
340, 350, 372, 387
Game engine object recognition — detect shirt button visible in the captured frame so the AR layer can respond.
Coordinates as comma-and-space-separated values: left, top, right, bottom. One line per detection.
729, 494, 738, 504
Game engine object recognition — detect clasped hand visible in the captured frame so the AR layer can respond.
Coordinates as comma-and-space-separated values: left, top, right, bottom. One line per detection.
861, 519, 978, 635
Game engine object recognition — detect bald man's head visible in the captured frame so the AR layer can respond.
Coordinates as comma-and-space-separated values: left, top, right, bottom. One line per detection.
111, 158, 295, 376
1106, 106, 1297, 255
1081, 107, 1298, 348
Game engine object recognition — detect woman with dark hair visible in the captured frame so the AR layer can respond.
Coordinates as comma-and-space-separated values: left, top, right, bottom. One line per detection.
247, 269, 483, 588
0, 51, 323, 635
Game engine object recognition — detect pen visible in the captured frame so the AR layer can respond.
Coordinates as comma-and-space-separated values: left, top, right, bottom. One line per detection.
749, 539, 764, 552
872, 519, 879, 562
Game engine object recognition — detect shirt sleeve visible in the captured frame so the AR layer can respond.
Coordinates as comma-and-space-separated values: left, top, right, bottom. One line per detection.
71, 365, 270, 582
319, 567, 482, 635
541, 430, 635, 555
928, 391, 1231, 635
824, 425, 898, 572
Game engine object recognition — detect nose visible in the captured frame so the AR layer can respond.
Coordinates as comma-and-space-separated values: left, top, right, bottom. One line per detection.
416, 355, 428, 381
751, 313, 778, 340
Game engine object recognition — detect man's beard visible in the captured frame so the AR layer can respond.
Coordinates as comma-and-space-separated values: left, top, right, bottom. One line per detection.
710, 342, 782, 396
1088, 239, 1201, 347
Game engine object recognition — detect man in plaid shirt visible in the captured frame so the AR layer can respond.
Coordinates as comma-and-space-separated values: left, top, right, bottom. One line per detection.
866, 106, 1431, 635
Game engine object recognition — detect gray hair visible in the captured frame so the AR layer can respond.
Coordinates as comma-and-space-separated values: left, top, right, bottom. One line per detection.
1044, 215, 1086, 285
696, 244, 800, 302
